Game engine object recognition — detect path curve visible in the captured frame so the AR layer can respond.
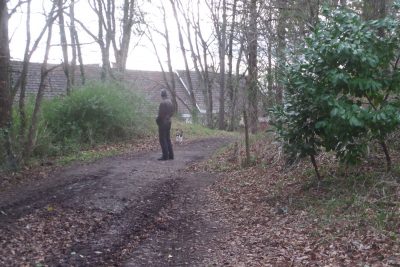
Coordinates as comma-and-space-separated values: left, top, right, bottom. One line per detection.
0, 137, 232, 266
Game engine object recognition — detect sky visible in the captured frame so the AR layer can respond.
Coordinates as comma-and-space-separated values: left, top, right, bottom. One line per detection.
8, 0, 203, 71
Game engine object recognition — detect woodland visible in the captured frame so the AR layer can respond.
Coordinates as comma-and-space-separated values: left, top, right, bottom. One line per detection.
0, 0, 400, 265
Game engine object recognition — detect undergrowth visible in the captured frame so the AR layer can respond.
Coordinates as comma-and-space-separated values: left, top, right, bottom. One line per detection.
42, 82, 156, 154
201, 130, 400, 236
1, 82, 157, 169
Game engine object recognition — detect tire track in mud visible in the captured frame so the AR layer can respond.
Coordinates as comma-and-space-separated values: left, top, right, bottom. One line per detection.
0, 137, 232, 266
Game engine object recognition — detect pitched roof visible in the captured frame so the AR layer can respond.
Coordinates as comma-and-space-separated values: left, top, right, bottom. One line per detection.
10, 61, 246, 118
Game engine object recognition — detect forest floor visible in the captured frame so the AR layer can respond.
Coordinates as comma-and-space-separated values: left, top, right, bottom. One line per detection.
0, 137, 234, 266
1, 134, 400, 266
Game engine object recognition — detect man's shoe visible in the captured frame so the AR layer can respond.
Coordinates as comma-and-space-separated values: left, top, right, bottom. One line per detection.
158, 157, 168, 161
168, 157, 174, 160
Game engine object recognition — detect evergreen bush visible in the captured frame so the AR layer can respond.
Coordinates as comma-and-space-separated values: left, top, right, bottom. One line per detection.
272, 6, 400, 178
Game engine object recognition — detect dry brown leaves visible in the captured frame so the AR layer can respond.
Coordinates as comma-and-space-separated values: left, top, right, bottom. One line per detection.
195, 134, 400, 266
0, 205, 111, 266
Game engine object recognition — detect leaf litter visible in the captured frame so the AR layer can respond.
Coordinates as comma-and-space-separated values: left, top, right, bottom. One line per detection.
192, 133, 400, 266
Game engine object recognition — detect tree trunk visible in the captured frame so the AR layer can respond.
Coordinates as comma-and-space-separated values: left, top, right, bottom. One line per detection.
58, 0, 71, 94
265, 3, 273, 111
200, 38, 213, 128
276, 0, 287, 104
193, 4, 213, 127
74, 25, 85, 85
14, 1, 55, 142
112, 0, 137, 76
230, 30, 245, 132
227, 0, 238, 131
363, 0, 387, 20
306, 0, 320, 28
186, 16, 203, 114
100, 44, 112, 81
0, 1, 16, 169
68, 0, 86, 85
69, 0, 77, 86
24, 4, 56, 160
162, 3, 178, 111
82, 0, 112, 81
243, 109, 251, 166
247, 0, 259, 134
17, 0, 31, 140
218, 0, 227, 130
310, 154, 322, 181
380, 140, 392, 172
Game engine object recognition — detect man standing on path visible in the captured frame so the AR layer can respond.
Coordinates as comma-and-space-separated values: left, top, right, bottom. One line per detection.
156, 89, 175, 160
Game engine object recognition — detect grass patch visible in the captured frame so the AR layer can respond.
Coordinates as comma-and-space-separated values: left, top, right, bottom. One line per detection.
171, 120, 236, 139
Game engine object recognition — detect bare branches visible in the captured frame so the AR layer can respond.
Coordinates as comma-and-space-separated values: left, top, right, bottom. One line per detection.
23, 1, 58, 161
8, 0, 29, 17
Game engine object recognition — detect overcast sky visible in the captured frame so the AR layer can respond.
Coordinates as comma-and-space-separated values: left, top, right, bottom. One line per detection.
8, 0, 204, 71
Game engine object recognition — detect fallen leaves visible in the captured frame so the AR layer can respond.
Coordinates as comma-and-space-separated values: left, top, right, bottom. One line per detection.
0, 205, 105, 266
193, 133, 400, 266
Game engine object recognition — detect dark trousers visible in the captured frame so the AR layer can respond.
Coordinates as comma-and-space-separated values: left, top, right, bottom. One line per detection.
158, 121, 173, 159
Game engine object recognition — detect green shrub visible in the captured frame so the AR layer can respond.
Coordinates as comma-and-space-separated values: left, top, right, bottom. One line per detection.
272, 6, 400, 177
41, 82, 156, 153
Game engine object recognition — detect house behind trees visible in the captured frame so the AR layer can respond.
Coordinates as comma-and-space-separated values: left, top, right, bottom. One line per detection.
10, 61, 246, 125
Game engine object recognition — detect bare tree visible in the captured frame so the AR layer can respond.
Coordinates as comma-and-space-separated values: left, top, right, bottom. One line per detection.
194, 24, 215, 128
275, 0, 287, 104
73, 0, 112, 81
58, 0, 71, 93
68, 0, 76, 85
24, 3, 58, 160
169, 0, 198, 118
13, 1, 57, 145
68, 0, 85, 85
184, 0, 215, 127
265, 2, 274, 111
227, 0, 238, 131
144, 2, 182, 112
111, 0, 143, 75
160, 1, 179, 112
16, 0, 31, 139
216, 0, 228, 129
72, 0, 144, 81
246, 0, 259, 133
206, 0, 228, 129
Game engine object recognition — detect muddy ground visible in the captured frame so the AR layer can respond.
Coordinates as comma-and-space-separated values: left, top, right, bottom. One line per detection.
0, 137, 233, 266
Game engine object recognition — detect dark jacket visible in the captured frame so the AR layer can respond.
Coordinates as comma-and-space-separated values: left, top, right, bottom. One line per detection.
156, 98, 174, 125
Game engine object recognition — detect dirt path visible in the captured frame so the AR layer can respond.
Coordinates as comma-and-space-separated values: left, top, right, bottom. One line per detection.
0, 137, 233, 266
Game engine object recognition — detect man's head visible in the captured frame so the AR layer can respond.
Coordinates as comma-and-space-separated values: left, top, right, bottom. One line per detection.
161, 89, 168, 99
